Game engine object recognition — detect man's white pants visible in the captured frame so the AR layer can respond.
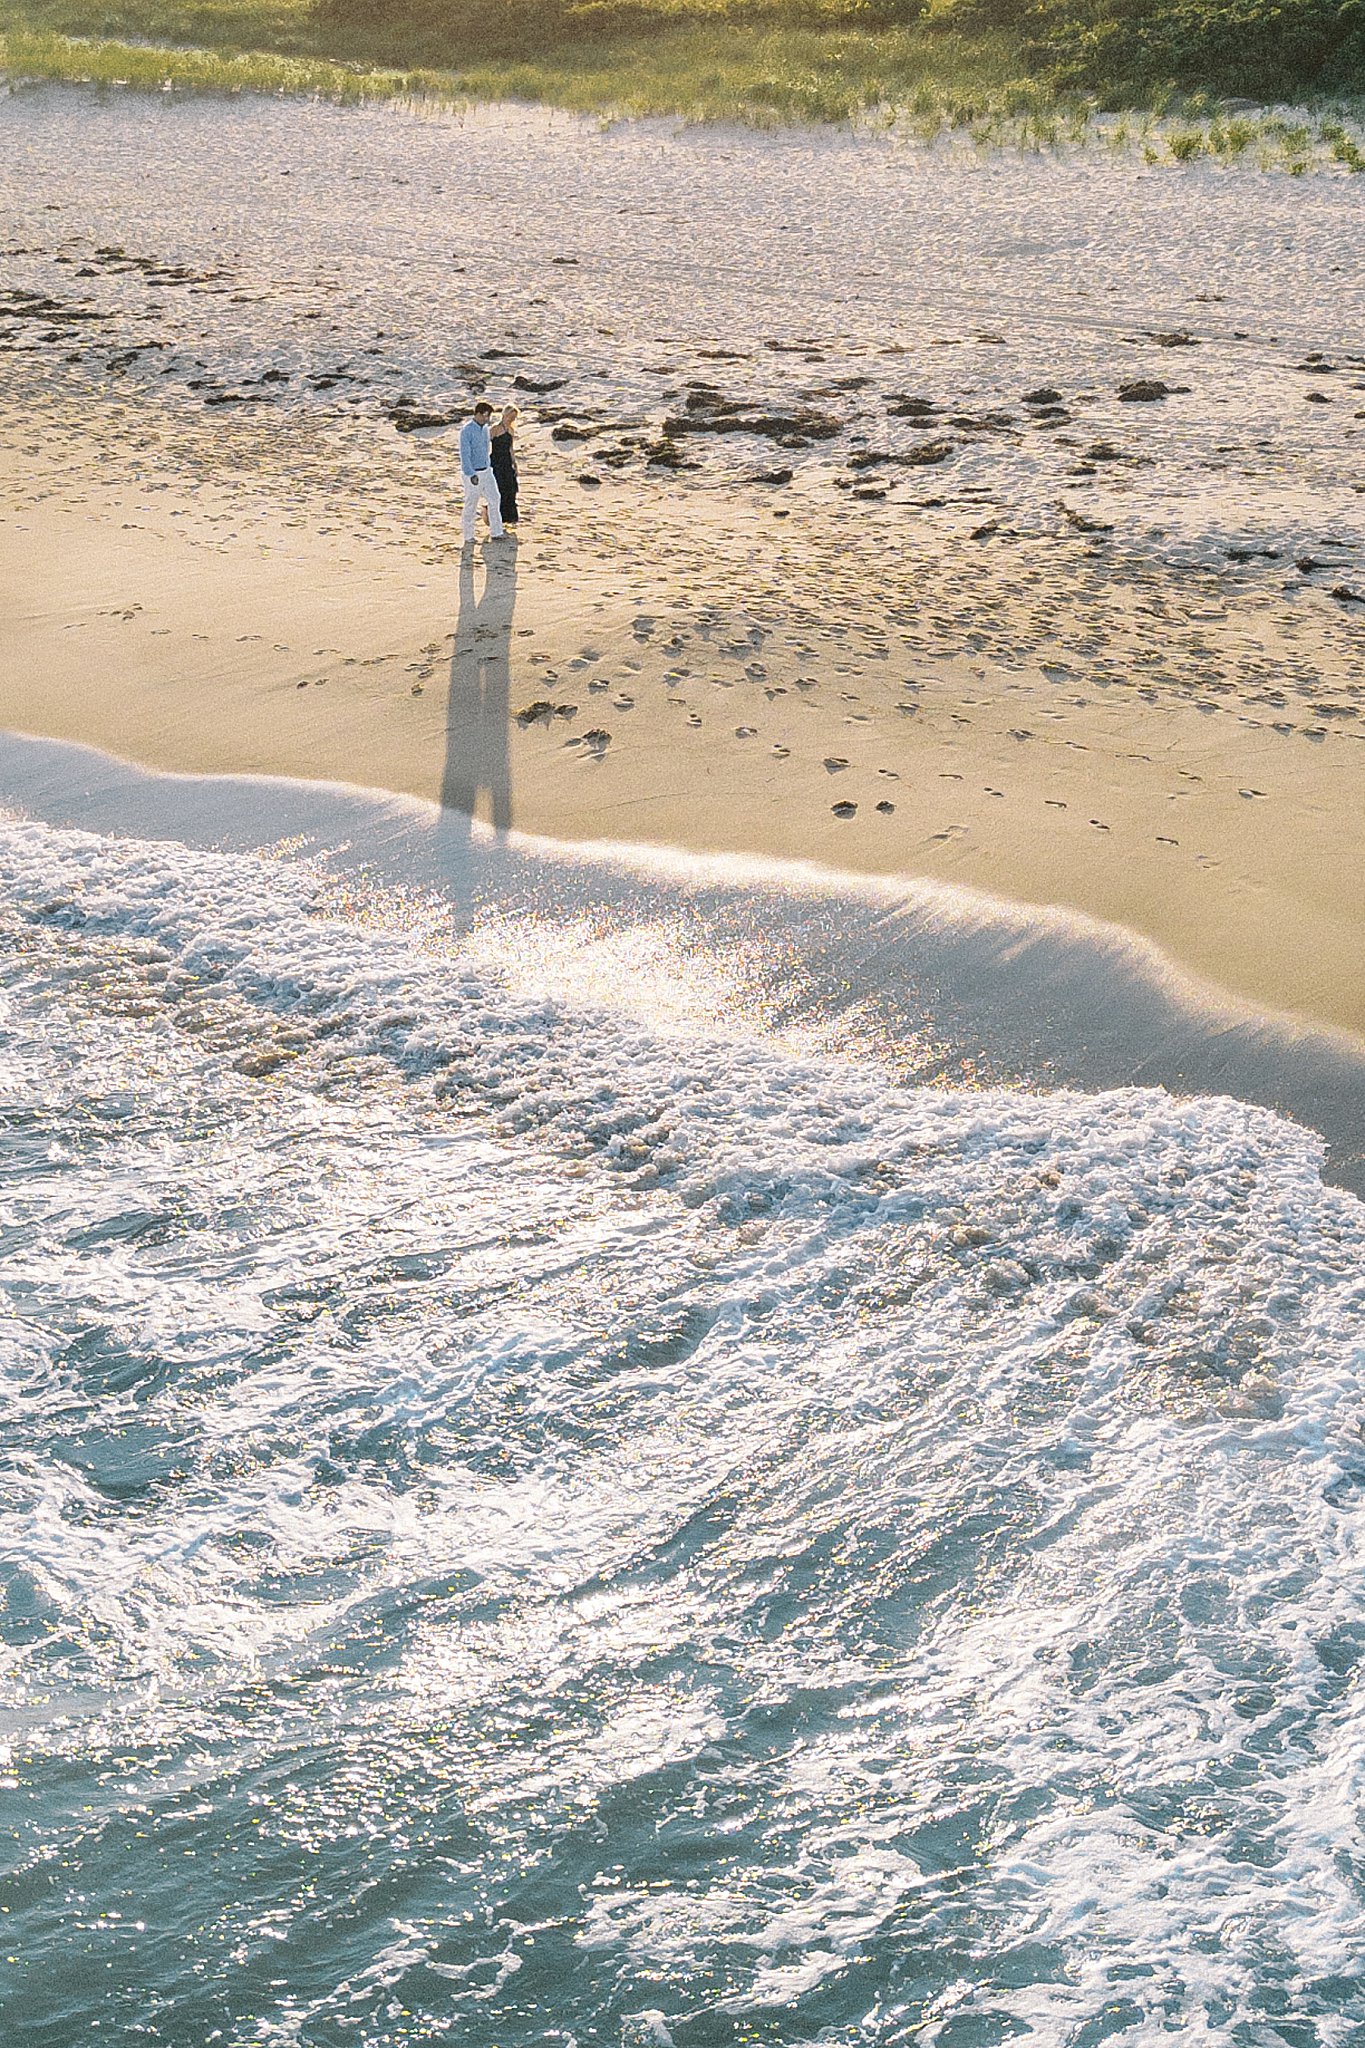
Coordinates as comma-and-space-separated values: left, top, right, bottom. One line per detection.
462, 468, 504, 542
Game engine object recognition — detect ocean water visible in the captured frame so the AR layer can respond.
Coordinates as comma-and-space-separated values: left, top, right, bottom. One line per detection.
2, 744, 1365, 2046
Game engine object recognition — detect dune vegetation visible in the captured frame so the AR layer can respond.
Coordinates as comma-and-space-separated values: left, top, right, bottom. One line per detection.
0, 0, 1362, 152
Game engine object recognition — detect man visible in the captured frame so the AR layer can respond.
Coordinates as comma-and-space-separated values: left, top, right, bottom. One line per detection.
459, 400, 505, 544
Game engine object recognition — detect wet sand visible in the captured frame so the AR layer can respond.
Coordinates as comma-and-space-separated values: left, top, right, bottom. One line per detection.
2, 90, 1362, 1043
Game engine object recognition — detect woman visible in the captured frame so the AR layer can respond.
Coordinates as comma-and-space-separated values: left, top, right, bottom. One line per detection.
489, 405, 520, 528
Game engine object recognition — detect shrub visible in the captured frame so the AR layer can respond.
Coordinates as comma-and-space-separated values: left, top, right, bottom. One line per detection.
1035, 0, 1365, 97
940, 0, 1365, 96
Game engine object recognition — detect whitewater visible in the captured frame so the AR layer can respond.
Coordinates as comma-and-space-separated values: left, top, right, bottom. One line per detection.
1, 740, 1364, 2046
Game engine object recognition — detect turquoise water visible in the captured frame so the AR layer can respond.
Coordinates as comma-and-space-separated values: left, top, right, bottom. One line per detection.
2, 755, 1364, 2046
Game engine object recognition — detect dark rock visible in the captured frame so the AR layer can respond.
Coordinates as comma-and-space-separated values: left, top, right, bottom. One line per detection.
390, 407, 459, 432
887, 396, 939, 418
0, 293, 107, 325
1061, 504, 1113, 534
1022, 387, 1063, 405
1330, 585, 1364, 604
643, 437, 695, 469
663, 407, 841, 441
1118, 380, 1183, 402
903, 440, 955, 467
684, 389, 747, 416
832, 801, 858, 818
751, 467, 794, 485
513, 374, 565, 392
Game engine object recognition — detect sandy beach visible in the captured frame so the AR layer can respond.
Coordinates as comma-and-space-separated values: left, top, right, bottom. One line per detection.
9, 82, 1365, 2048
2, 89, 1362, 1040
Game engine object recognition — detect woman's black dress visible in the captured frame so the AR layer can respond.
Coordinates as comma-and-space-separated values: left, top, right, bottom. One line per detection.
490, 430, 518, 525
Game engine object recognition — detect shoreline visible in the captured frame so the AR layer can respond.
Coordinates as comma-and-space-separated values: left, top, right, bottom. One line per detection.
4, 429, 1364, 1050
5, 723, 1365, 1198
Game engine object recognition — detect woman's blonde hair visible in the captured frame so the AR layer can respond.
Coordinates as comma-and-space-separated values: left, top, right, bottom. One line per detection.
501, 405, 521, 427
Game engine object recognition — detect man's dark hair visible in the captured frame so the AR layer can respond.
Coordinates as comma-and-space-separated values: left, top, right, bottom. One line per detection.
473, 400, 494, 418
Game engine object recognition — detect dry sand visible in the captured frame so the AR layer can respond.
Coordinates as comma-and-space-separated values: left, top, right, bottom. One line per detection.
2, 90, 1362, 1041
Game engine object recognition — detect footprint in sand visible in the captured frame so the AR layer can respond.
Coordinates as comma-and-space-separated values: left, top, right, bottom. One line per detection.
832, 801, 858, 819
823, 757, 850, 773
1239, 788, 1267, 799
1090, 819, 1111, 831
985, 788, 1005, 799
687, 714, 702, 727
939, 772, 963, 781
1157, 836, 1179, 845
876, 801, 896, 815
1045, 799, 1067, 809
772, 745, 790, 757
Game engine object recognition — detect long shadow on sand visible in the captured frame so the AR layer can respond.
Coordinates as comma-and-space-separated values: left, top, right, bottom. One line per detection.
439, 539, 518, 838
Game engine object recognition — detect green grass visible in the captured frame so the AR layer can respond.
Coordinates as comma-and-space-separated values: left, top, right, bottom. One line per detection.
1, 0, 1362, 157
0, 4, 1081, 126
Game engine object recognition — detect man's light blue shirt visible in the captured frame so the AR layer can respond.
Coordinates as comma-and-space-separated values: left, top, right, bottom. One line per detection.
460, 418, 491, 478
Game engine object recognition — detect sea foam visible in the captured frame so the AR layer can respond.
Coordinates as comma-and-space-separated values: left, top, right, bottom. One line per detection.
0, 769, 1363, 2044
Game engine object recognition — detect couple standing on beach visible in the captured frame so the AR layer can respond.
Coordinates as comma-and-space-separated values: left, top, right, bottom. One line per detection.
460, 399, 519, 544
